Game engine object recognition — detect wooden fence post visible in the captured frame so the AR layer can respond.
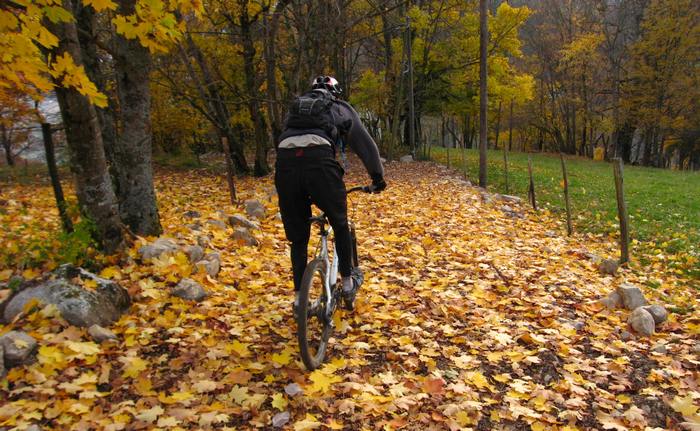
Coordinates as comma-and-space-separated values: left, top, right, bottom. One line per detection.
221, 136, 237, 204
503, 148, 510, 194
613, 158, 630, 263
527, 156, 537, 210
560, 153, 573, 235
41, 123, 73, 233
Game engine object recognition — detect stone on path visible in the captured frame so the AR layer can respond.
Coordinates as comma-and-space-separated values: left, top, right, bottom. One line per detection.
272, 411, 290, 428
599, 291, 622, 309
643, 304, 668, 325
2, 265, 130, 327
628, 307, 655, 336
651, 343, 667, 354
206, 220, 227, 230
245, 199, 266, 219
183, 210, 201, 219
598, 259, 619, 275
88, 325, 117, 343
228, 214, 259, 230
184, 245, 204, 263
197, 235, 211, 248
172, 278, 208, 302
232, 227, 259, 246
498, 194, 522, 204
618, 283, 648, 310
0, 330, 37, 367
399, 155, 414, 163
195, 253, 221, 277
620, 330, 633, 341
138, 238, 178, 260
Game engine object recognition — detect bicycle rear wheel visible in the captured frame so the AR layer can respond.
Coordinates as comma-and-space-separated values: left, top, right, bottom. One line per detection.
297, 258, 333, 370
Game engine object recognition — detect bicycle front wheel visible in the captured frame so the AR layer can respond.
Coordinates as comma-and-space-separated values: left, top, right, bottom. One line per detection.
297, 258, 333, 370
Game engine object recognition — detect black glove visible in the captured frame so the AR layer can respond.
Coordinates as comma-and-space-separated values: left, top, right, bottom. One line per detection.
370, 173, 386, 193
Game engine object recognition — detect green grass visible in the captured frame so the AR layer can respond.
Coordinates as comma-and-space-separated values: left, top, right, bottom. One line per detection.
426, 147, 700, 279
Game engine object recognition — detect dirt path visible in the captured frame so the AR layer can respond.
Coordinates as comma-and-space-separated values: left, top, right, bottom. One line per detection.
1, 159, 697, 430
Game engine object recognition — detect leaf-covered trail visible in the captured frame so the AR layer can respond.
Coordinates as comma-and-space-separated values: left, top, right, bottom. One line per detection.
2, 159, 699, 430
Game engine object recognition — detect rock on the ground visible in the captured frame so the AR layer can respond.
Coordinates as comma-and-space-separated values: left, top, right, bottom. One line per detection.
0, 330, 37, 367
651, 343, 667, 354
628, 307, 655, 336
228, 214, 259, 230
184, 245, 204, 263
0, 345, 4, 377
232, 227, 259, 246
172, 278, 208, 302
272, 411, 290, 428
692, 343, 700, 354
88, 324, 117, 342
598, 259, 619, 275
195, 253, 221, 277
498, 194, 523, 204
617, 283, 648, 310
643, 304, 668, 325
183, 210, 201, 219
480, 191, 494, 204
544, 230, 558, 238
399, 155, 414, 163
573, 321, 585, 331
206, 219, 227, 230
2, 265, 131, 327
197, 235, 211, 248
620, 330, 633, 341
138, 238, 178, 260
245, 199, 266, 219
599, 291, 622, 309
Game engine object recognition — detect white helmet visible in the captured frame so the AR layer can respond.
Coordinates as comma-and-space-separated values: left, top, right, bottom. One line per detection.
311, 75, 342, 96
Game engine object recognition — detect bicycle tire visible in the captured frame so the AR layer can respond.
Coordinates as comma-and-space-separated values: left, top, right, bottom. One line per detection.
297, 258, 333, 370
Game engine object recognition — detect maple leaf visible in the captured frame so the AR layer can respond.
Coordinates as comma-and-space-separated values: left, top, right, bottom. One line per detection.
229, 385, 249, 405
308, 369, 342, 393
294, 414, 322, 431
271, 393, 288, 411
84, 0, 117, 11
193, 380, 218, 393
670, 395, 700, 417
134, 405, 164, 423
121, 356, 148, 378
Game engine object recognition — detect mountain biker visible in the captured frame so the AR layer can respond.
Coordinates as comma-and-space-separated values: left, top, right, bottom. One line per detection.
275, 75, 386, 311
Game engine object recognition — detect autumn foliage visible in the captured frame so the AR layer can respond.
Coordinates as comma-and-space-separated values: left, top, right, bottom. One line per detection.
1, 160, 698, 430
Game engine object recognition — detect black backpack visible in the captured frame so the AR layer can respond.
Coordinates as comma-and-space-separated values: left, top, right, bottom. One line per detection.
286, 89, 337, 141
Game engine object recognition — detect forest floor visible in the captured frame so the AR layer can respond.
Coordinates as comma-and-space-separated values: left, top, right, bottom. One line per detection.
1, 157, 699, 430
428, 147, 700, 281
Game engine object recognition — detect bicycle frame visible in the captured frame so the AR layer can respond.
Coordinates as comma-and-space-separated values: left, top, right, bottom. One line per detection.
313, 221, 338, 320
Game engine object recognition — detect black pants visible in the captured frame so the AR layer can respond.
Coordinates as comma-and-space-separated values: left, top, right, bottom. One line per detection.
275, 146, 352, 291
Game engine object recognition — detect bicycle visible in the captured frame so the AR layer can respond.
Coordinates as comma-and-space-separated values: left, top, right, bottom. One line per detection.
295, 185, 372, 370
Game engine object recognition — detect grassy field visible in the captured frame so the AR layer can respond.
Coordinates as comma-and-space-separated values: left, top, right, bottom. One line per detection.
426, 147, 700, 280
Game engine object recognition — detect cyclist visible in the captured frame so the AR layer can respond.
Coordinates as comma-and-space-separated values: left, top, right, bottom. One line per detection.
275, 75, 386, 311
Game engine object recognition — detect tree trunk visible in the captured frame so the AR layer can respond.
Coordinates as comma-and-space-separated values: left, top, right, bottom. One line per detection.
1, 124, 13, 166
49, 5, 124, 253
263, 1, 290, 143
239, 7, 270, 176
111, 0, 161, 236
74, 2, 118, 169
494, 100, 502, 150
182, 34, 249, 173
478, 0, 488, 187
42, 123, 73, 233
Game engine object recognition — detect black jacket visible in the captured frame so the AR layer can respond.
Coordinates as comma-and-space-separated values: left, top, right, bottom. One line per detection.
277, 100, 384, 179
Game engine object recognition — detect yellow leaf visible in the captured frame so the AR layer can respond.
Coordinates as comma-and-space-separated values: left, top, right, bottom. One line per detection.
100, 266, 121, 279
229, 385, 249, 405
271, 393, 287, 411
122, 356, 148, 378
193, 380, 218, 393
294, 414, 322, 431
66, 341, 101, 356
308, 369, 342, 393
0, 269, 12, 281
84, 0, 117, 11
38, 345, 65, 366
271, 349, 292, 367
135, 405, 164, 423
670, 395, 699, 417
